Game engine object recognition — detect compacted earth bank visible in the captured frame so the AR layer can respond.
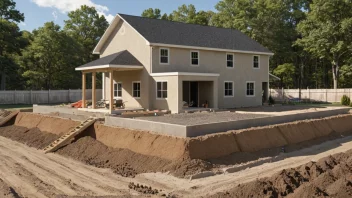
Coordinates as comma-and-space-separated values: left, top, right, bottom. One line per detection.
209, 150, 352, 198
0, 124, 211, 178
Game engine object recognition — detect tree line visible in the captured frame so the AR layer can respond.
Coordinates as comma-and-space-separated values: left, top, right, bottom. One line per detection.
1, 0, 352, 90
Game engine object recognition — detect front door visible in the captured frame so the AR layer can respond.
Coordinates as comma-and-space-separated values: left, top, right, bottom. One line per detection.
190, 82, 199, 107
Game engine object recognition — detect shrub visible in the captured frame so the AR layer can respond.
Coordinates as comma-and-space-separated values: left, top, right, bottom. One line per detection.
350, 102, 352, 107
269, 96, 275, 105
341, 95, 351, 106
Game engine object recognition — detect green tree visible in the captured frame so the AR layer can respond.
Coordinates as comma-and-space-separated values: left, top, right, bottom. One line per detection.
340, 65, 352, 88
141, 8, 161, 19
64, 5, 109, 88
273, 63, 296, 88
171, 4, 214, 25
64, 5, 108, 64
19, 22, 81, 89
0, 0, 25, 90
296, 0, 352, 89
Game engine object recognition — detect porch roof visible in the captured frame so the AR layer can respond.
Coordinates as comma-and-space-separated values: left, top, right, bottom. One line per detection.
75, 50, 143, 71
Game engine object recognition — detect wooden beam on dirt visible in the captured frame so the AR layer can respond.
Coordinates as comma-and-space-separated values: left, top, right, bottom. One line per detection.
43, 117, 96, 153
82, 72, 86, 108
0, 110, 19, 126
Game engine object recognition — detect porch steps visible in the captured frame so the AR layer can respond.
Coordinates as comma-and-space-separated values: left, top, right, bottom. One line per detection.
0, 110, 19, 126
43, 117, 96, 153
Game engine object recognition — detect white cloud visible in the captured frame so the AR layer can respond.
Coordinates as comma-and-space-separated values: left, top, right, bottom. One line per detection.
52, 11, 58, 21
31, 0, 114, 23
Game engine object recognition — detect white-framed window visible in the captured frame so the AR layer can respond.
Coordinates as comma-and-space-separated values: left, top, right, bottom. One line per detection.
246, 81, 255, 97
113, 82, 122, 98
156, 81, 167, 99
226, 53, 234, 68
224, 81, 234, 97
160, 48, 169, 64
253, 55, 260, 68
190, 51, 199, 66
132, 81, 141, 98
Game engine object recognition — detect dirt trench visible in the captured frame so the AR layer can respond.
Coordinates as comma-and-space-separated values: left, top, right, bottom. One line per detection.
209, 150, 352, 198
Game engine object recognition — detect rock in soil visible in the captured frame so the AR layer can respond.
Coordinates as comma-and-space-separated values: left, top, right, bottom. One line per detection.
128, 182, 159, 195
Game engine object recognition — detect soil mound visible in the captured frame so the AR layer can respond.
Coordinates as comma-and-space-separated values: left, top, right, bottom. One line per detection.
209, 149, 352, 198
56, 136, 212, 178
0, 178, 21, 198
0, 125, 59, 149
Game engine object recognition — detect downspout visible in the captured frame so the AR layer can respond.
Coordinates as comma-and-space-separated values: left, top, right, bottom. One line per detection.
150, 46, 153, 73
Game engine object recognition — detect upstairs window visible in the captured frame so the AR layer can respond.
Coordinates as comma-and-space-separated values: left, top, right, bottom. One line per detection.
224, 81, 234, 97
253, 55, 260, 68
246, 82, 255, 96
132, 81, 141, 98
157, 81, 167, 99
113, 82, 122, 98
227, 53, 234, 68
191, 51, 199, 66
160, 48, 169, 64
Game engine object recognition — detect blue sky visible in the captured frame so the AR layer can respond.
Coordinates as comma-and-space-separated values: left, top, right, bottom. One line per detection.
15, 0, 220, 31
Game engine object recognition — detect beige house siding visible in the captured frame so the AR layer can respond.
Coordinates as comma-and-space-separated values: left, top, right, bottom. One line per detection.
151, 46, 269, 109
101, 19, 152, 110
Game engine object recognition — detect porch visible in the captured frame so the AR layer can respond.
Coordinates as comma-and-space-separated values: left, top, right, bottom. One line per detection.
75, 50, 144, 114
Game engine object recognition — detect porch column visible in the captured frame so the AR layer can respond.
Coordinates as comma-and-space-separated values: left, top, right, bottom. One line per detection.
109, 70, 114, 113
92, 72, 96, 109
82, 72, 86, 108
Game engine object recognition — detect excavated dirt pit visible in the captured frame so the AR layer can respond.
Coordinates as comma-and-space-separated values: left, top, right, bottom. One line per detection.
210, 149, 352, 198
55, 136, 212, 178
0, 125, 59, 149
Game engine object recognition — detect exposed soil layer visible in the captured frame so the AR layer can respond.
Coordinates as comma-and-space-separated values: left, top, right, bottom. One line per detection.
209, 150, 352, 198
56, 136, 212, 178
0, 125, 59, 149
14, 112, 79, 135
0, 178, 22, 198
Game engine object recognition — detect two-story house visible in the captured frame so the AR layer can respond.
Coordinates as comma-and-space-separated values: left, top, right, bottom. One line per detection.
76, 14, 274, 113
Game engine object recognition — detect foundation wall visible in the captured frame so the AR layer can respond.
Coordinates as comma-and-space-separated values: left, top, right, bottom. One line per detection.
87, 123, 188, 161
105, 108, 350, 137
189, 114, 352, 159
14, 112, 80, 135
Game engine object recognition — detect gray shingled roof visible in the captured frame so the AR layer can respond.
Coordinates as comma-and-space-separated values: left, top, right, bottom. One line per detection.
119, 14, 272, 54
77, 50, 143, 68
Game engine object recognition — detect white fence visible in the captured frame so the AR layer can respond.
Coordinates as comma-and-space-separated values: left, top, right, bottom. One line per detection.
0, 89, 102, 104
270, 88, 352, 103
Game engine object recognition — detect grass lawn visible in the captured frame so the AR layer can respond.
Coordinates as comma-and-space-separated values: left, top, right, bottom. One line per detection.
0, 104, 33, 110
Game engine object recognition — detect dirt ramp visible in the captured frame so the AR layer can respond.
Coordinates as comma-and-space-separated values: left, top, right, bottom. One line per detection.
234, 126, 287, 153
188, 132, 240, 159
89, 124, 188, 161
14, 112, 80, 135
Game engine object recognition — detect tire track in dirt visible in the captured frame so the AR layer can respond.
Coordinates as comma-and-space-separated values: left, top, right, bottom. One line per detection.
0, 136, 131, 197
0, 157, 47, 198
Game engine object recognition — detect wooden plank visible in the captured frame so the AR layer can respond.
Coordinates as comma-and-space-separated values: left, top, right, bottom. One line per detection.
43, 117, 96, 153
